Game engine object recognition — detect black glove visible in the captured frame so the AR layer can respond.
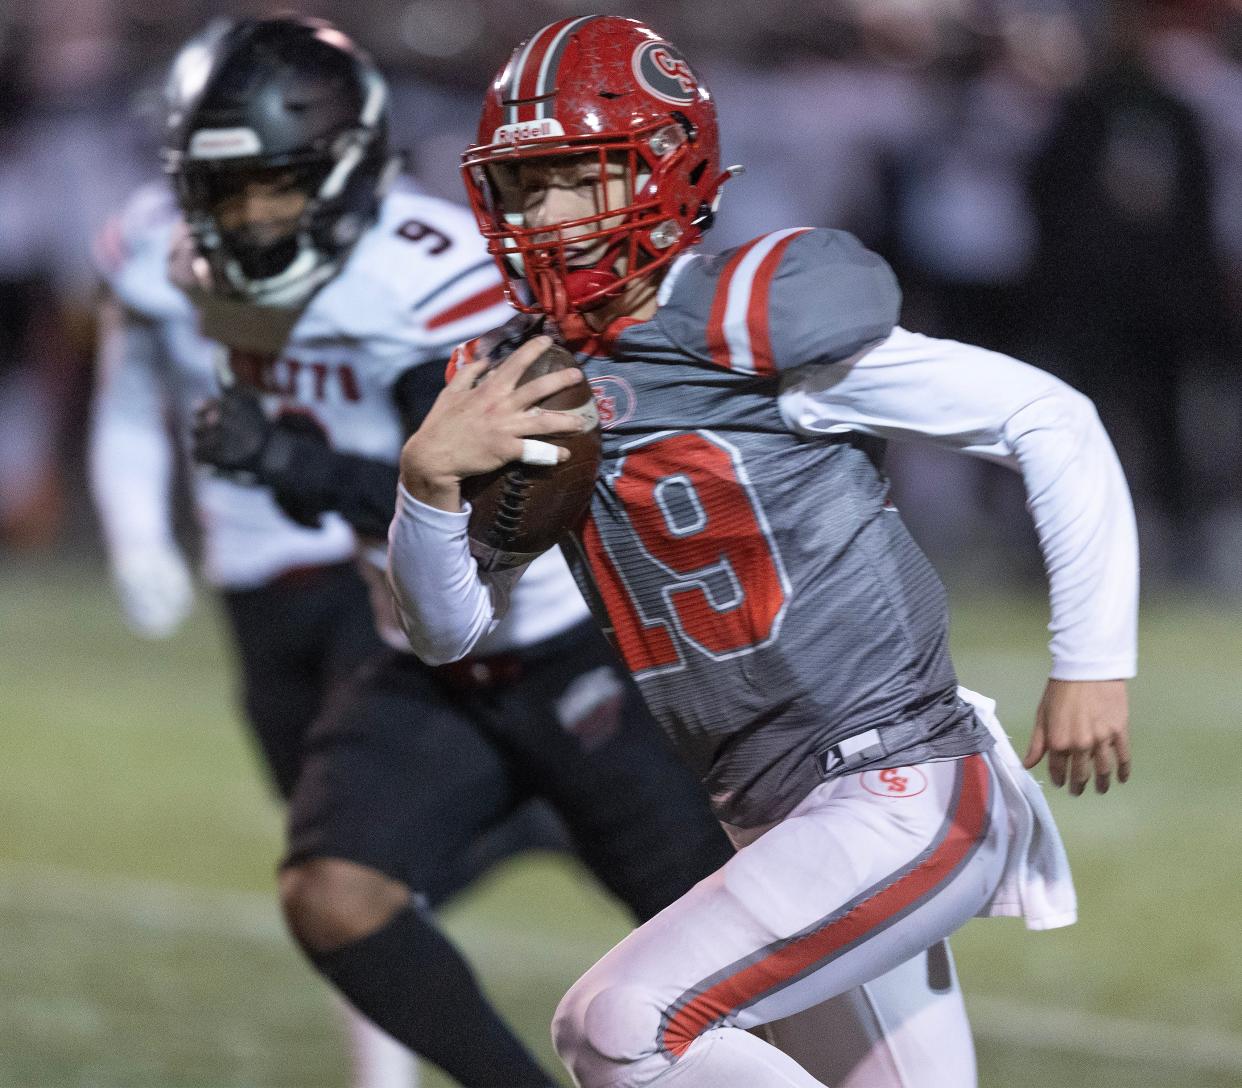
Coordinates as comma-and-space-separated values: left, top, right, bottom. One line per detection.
194, 390, 398, 536
192, 389, 273, 474
263, 414, 332, 528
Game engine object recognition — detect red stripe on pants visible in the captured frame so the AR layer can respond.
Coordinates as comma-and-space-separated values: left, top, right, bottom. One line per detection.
661, 754, 991, 1057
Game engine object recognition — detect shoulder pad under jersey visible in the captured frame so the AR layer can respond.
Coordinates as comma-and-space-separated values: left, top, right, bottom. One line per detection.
94, 181, 194, 324
655, 227, 900, 376
297, 184, 514, 369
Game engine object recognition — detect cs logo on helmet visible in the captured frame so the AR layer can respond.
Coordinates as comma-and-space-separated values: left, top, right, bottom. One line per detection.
632, 41, 699, 105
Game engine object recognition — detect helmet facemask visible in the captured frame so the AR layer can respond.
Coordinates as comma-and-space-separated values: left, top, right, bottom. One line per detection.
173, 131, 388, 306
184, 160, 321, 279
465, 117, 713, 321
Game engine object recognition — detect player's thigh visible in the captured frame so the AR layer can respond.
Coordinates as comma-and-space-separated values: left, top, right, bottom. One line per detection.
313, 562, 388, 685
286, 651, 517, 898
223, 562, 380, 689
497, 624, 733, 918
220, 582, 327, 797
433, 798, 572, 909
555, 754, 1006, 1065
238, 660, 323, 799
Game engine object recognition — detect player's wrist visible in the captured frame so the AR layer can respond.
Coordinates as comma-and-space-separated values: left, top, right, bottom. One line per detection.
402, 475, 462, 512
399, 441, 462, 512
193, 390, 273, 474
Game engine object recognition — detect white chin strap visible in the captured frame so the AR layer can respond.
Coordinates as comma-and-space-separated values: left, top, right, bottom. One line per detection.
223, 234, 341, 308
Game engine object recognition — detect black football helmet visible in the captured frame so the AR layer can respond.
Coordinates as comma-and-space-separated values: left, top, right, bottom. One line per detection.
162, 16, 394, 306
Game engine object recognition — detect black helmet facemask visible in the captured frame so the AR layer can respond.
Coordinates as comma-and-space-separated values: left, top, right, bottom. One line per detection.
187, 161, 316, 280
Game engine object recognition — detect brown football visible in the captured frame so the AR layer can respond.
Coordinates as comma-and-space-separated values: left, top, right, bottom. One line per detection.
462, 342, 601, 571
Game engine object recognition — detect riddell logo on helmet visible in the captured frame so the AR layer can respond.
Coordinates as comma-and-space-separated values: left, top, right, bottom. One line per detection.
493, 118, 566, 144
632, 41, 698, 105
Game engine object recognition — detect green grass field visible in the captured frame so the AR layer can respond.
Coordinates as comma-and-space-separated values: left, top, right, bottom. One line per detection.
2, 560, 1240, 1087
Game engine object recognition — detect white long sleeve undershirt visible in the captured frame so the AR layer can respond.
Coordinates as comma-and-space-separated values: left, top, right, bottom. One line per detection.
778, 327, 1138, 679
387, 492, 526, 665
388, 326, 1138, 679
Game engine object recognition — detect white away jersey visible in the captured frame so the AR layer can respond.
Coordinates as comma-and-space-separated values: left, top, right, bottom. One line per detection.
169, 180, 590, 651
96, 182, 355, 588
190, 181, 514, 465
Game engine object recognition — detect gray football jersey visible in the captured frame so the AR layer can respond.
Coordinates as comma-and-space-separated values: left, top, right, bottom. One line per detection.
528, 228, 992, 827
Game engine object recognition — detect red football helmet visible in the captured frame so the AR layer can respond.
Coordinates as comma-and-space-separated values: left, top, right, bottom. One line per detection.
462, 16, 733, 321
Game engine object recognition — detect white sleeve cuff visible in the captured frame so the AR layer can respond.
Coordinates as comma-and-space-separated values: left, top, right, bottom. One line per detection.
1049, 657, 1138, 682
396, 481, 472, 528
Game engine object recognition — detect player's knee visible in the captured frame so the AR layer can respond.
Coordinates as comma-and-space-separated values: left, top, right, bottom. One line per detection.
553, 978, 667, 1088
279, 857, 409, 954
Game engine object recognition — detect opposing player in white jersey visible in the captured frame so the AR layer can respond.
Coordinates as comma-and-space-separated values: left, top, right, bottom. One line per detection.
388, 15, 1137, 1088
160, 17, 735, 1087
91, 178, 419, 1087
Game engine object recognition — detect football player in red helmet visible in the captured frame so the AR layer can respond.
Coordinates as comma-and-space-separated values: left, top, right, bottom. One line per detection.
392, 15, 1136, 1088
461, 16, 736, 337
126, 15, 739, 1088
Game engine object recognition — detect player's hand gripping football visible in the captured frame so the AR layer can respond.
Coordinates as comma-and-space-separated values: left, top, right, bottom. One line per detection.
1023, 678, 1132, 796
399, 335, 590, 512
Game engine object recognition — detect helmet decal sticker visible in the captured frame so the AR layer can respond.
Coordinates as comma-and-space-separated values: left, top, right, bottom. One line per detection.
492, 117, 566, 145
500, 15, 604, 125
632, 41, 698, 105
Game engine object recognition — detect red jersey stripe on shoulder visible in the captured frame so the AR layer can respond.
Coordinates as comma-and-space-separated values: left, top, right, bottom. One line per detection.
707, 229, 813, 375
705, 237, 765, 370
426, 283, 507, 331
660, 753, 992, 1057
747, 228, 813, 376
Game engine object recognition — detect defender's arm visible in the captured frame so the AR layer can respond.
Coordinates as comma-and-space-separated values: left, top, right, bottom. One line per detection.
89, 296, 195, 637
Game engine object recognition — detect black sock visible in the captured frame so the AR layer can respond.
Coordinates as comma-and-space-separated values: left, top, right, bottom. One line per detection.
310, 902, 555, 1087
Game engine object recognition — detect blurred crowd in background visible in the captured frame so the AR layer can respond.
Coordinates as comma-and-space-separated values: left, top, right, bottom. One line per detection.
1, 0, 1239, 589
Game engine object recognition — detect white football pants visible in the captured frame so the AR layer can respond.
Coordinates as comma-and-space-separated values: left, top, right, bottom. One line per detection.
552, 752, 1007, 1088
757, 939, 974, 1086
